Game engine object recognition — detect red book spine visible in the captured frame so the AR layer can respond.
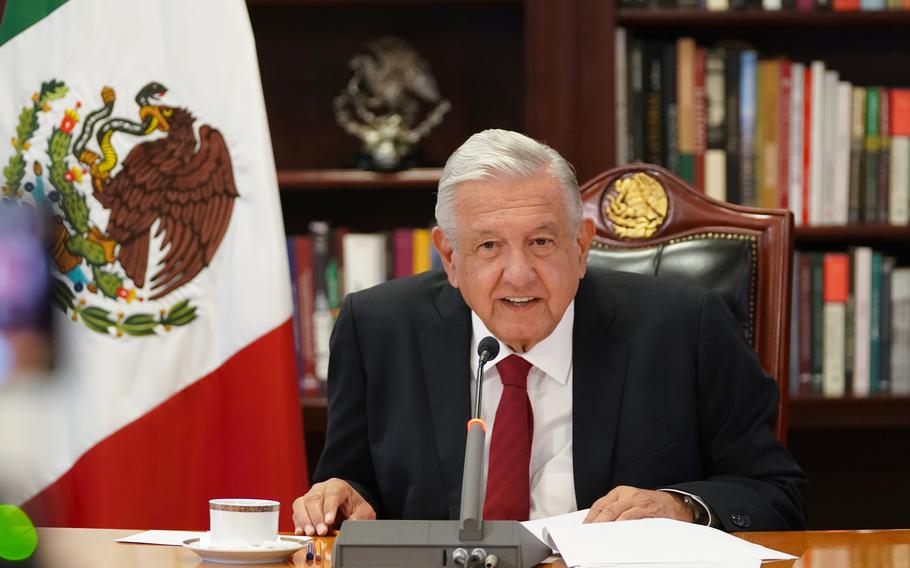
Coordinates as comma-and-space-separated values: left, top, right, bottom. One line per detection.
393, 228, 413, 278
294, 234, 318, 387
778, 60, 792, 210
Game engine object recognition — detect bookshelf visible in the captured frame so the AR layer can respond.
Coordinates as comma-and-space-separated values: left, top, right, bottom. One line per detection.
248, 1, 910, 529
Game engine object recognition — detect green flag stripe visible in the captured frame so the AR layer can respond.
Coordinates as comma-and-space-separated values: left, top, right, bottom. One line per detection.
0, 0, 69, 48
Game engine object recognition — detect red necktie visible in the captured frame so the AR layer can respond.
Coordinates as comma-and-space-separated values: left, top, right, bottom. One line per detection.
483, 354, 533, 521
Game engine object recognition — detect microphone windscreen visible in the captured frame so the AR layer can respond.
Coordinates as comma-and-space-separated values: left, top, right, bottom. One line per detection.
477, 336, 500, 360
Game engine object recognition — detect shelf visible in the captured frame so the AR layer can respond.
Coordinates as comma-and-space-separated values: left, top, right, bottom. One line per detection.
277, 168, 443, 190
794, 225, 910, 247
790, 395, 910, 429
617, 8, 910, 28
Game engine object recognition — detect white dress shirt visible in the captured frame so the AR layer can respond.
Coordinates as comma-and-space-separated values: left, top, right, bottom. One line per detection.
468, 301, 715, 525
470, 301, 577, 520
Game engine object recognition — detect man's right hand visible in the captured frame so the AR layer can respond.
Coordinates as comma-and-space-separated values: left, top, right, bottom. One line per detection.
293, 478, 377, 536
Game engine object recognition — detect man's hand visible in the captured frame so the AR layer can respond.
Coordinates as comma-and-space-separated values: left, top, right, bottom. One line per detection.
583, 486, 693, 523
293, 478, 376, 536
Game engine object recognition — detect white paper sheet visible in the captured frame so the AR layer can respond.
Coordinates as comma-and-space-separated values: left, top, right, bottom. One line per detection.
115, 530, 206, 546
547, 519, 795, 567
522, 508, 590, 547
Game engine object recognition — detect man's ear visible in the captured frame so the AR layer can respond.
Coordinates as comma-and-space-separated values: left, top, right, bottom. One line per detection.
431, 226, 458, 288
576, 217, 596, 277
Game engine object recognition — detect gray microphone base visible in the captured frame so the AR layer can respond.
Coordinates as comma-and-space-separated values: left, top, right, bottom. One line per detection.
332, 519, 551, 568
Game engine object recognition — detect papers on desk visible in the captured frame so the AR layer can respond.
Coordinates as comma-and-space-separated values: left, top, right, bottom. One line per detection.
522, 513, 795, 567
115, 530, 205, 545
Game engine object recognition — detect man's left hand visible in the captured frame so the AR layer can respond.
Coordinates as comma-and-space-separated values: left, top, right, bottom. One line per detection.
583, 486, 693, 523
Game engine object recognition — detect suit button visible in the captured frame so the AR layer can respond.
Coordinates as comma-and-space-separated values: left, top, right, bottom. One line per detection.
730, 513, 752, 528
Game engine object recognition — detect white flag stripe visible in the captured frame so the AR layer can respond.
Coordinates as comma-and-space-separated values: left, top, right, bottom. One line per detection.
0, 0, 292, 505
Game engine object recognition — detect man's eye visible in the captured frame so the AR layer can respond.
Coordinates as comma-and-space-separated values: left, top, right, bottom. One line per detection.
533, 238, 553, 246
479, 241, 496, 250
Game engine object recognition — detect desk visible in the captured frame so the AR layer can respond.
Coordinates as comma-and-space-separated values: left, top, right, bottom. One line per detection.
33, 527, 910, 567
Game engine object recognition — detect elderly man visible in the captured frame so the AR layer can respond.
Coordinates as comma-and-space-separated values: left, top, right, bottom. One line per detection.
294, 129, 806, 536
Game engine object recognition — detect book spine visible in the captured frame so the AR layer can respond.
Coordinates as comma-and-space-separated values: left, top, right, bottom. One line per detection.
789, 63, 805, 224
694, 47, 707, 192
615, 27, 628, 166
869, 251, 882, 392
629, 38, 645, 163
740, 51, 758, 207
725, 48, 742, 205
853, 247, 872, 395
790, 251, 801, 397
802, 65, 813, 226
849, 86, 867, 224
412, 228, 432, 274
757, 59, 781, 209
798, 253, 813, 395
393, 227, 413, 278
878, 87, 891, 222
865, 88, 882, 223
677, 37, 696, 184
295, 234, 318, 390
705, 48, 726, 202
880, 256, 894, 394
309, 220, 334, 382
778, 60, 792, 211
810, 253, 825, 394
820, 70, 840, 224
809, 61, 826, 225
891, 268, 910, 395
643, 41, 666, 166
889, 88, 910, 224
663, 42, 679, 174
823, 254, 850, 397
286, 238, 304, 389
834, 81, 853, 225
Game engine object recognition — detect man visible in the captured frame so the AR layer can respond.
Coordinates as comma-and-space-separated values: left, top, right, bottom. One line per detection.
294, 129, 806, 536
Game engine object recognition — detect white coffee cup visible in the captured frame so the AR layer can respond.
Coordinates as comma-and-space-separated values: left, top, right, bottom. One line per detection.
209, 498, 280, 548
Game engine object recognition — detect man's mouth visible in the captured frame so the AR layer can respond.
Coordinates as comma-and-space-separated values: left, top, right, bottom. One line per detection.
502, 296, 538, 307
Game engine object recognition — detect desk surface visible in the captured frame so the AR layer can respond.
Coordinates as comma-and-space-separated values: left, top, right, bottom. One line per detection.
33, 527, 910, 568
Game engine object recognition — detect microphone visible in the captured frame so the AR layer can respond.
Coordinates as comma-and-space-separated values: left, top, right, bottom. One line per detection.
332, 334, 548, 568
461, 336, 501, 541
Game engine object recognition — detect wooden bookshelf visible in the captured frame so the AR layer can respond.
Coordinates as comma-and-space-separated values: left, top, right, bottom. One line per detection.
790, 395, 910, 429
794, 225, 910, 247
618, 9, 910, 28
278, 168, 442, 190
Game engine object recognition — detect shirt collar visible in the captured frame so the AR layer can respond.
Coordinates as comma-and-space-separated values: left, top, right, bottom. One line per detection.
470, 301, 574, 385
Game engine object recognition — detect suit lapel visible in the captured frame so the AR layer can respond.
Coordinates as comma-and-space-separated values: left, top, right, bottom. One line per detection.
418, 283, 472, 520
572, 271, 630, 509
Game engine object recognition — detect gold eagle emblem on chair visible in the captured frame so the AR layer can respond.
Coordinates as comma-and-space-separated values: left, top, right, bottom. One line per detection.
604, 172, 668, 239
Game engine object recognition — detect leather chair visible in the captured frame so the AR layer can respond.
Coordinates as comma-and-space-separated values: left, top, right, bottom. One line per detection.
581, 164, 793, 443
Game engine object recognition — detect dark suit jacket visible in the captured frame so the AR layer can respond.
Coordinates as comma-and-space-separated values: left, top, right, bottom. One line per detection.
314, 267, 807, 532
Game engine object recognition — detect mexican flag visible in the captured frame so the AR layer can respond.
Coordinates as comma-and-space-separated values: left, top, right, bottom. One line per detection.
0, 0, 307, 529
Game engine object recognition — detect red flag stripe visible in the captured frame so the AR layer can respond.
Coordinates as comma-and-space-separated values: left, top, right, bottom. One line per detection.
22, 319, 307, 531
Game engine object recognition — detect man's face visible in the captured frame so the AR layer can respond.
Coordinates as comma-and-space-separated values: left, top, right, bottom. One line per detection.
432, 171, 595, 353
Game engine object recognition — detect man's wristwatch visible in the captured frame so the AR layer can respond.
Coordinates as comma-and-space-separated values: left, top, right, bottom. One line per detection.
680, 493, 709, 525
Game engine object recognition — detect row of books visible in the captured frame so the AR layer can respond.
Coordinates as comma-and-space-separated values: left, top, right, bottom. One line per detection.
286, 223, 440, 393
789, 249, 910, 397
614, 31, 910, 225
618, 0, 910, 10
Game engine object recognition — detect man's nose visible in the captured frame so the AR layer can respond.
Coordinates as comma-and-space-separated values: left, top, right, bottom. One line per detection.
501, 248, 536, 287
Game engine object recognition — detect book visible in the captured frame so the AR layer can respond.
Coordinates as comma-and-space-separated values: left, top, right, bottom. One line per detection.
869, 251, 882, 393
663, 41, 679, 174
628, 38, 645, 163
777, 60, 792, 211
756, 58, 780, 209
878, 87, 891, 222
849, 86, 867, 224
740, 50, 758, 207
852, 247, 872, 396
833, 81, 853, 225
798, 253, 813, 395
677, 37, 696, 184
615, 27, 628, 166
891, 268, 910, 395
643, 41, 666, 166
809, 61, 826, 225
890, 89, 910, 225
879, 256, 894, 394
822, 254, 850, 397
789, 62, 805, 224
864, 87, 882, 223
293, 234, 319, 392
309, 221, 335, 382
393, 228, 414, 278
724, 47, 742, 205
342, 233, 388, 295
412, 228, 432, 274
801, 64, 813, 226
819, 69, 839, 224
810, 253, 825, 393
705, 47, 727, 202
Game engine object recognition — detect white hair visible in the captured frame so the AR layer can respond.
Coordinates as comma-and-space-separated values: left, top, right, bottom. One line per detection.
435, 129, 581, 242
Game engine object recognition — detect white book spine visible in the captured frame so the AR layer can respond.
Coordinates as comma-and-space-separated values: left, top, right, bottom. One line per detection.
833, 81, 853, 225
820, 70, 839, 225
889, 136, 909, 225
763, 0, 782, 9
705, 150, 727, 202
853, 247, 873, 396
789, 63, 805, 227
706, 0, 729, 10
342, 233, 388, 295
823, 302, 847, 397
615, 27, 628, 166
891, 268, 910, 395
809, 61, 825, 225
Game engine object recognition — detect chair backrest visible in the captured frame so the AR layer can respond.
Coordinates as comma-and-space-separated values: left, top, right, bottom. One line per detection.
580, 164, 793, 443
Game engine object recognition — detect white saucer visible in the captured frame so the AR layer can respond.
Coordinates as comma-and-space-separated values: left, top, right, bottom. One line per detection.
182, 536, 309, 565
